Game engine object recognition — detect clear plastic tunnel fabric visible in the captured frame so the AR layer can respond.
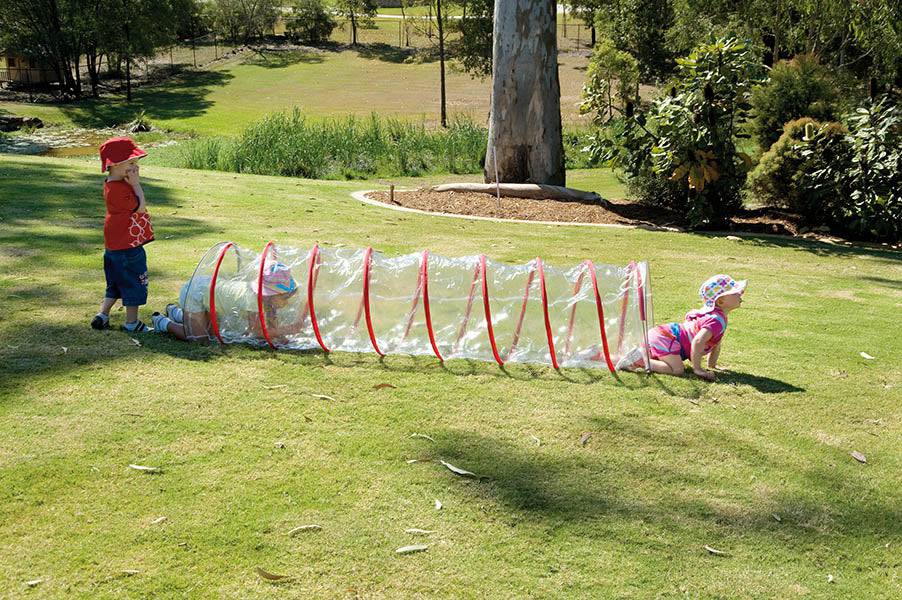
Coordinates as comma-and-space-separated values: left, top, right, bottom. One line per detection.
181, 242, 653, 373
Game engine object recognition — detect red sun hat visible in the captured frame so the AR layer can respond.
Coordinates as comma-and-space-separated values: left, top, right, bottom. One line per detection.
99, 137, 147, 172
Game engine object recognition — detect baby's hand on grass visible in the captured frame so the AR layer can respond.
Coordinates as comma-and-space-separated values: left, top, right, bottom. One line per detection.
693, 368, 715, 381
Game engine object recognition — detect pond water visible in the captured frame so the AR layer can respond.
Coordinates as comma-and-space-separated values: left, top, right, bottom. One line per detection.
0, 127, 177, 158
0, 127, 121, 157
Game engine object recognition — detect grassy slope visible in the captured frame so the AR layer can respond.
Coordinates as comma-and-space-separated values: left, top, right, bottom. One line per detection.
0, 155, 899, 599
0, 49, 591, 136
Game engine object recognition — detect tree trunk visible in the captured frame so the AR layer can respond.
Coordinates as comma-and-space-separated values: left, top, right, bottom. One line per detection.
436, 0, 447, 127
485, 0, 565, 186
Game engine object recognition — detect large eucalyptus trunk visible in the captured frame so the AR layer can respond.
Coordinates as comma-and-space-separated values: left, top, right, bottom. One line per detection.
484, 0, 565, 186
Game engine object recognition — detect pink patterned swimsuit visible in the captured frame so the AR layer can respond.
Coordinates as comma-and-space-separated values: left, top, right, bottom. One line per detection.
647, 308, 727, 360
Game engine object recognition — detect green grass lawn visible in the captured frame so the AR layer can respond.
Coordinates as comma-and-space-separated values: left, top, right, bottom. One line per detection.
0, 47, 591, 136
1, 155, 899, 598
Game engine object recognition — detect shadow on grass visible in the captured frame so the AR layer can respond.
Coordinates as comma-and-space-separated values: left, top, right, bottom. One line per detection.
698, 232, 902, 262
0, 159, 211, 264
351, 43, 423, 64
53, 69, 234, 129
242, 48, 327, 68
858, 275, 902, 290
429, 424, 901, 543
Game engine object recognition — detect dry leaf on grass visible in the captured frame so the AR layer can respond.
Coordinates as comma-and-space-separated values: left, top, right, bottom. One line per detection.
827, 574, 834, 583
725, 235, 742, 241
529, 434, 541, 447
61, 346, 68, 354
122, 569, 140, 576
434, 499, 443, 510
304, 415, 313, 423
579, 432, 593, 446
395, 544, 428, 554
859, 352, 875, 360
704, 545, 728, 556
264, 384, 288, 390
405, 528, 435, 535
288, 525, 322, 536
405, 459, 421, 464
772, 514, 782, 522
440, 460, 476, 477
256, 567, 292, 582
410, 433, 435, 442
850, 451, 868, 464
131, 338, 141, 347
128, 464, 161, 474
310, 393, 336, 401
151, 516, 167, 525
274, 441, 285, 449
25, 579, 42, 588
373, 383, 396, 390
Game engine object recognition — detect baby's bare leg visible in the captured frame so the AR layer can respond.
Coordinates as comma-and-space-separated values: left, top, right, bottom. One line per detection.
99, 297, 117, 315
649, 354, 685, 375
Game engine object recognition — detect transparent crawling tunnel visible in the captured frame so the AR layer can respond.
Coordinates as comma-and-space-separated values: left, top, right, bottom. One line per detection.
179, 242, 653, 374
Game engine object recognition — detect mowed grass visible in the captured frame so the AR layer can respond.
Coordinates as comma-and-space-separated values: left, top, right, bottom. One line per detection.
0, 155, 900, 598
0, 47, 591, 136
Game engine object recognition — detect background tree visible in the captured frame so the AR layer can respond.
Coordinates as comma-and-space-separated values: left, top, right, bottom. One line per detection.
209, 0, 279, 43
286, 0, 336, 44
595, 0, 676, 83
450, 0, 493, 78
486, 0, 565, 185
580, 37, 639, 119
563, 0, 601, 46
334, 0, 377, 46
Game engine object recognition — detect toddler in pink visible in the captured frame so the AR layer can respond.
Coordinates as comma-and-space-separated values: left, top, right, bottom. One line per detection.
645, 274, 746, 380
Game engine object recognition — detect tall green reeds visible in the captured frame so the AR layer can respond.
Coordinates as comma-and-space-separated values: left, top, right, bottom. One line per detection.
171, 109, 488, 179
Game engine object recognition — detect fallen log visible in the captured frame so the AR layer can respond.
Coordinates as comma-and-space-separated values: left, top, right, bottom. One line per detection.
429, 183, 607, 206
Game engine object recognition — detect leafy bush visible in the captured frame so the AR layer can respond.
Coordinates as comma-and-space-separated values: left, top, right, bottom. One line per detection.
746, 118, 848, 220
585, 37, 764, 228
171, 109, 487, 179
827, 97, 901, 240
580, 36, 640, 120
286, 0, 336, 44
750, 54, 839, 151
746, 97, 901, 241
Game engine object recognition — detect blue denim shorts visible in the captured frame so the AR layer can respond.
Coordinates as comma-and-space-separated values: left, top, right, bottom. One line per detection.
104, 246, 148, 306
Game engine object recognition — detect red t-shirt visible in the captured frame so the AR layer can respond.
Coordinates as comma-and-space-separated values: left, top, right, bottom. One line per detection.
103, 179, 154, 250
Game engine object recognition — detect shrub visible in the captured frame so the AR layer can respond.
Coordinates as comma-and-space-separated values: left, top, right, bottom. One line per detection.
750, 54, 838, 151
746, 97, 901, 241
581, 36, 640, 121
746, 118, 849, 220
585, 37, 765, 228
286, 0, 336, 44
827, 97, 901, 240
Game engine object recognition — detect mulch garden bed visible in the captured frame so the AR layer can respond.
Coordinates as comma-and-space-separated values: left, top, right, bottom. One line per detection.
367, 188, 816, 238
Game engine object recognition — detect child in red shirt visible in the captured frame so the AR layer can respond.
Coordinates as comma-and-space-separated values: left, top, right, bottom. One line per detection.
90, 137, 155, 333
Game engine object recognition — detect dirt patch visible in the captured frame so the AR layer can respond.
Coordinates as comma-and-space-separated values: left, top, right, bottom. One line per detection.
367, 189, 684, 229
366, 189, 888, 245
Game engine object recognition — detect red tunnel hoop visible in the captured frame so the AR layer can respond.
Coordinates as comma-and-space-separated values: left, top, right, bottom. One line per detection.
479, 254, 505, 367
536, 258, 561, 370
307, 244, 330, 353
453, 261, 482, 355
257, 241, 276, 349
208, 241, 235, 345
421, 251, 444, 361
362, 247, 385, 356
587, 260, 617, 374
506, 265, 537, 362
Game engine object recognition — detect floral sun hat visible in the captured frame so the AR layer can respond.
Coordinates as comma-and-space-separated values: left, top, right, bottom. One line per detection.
699, 274, 747, 311
253, 262, 298, 297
